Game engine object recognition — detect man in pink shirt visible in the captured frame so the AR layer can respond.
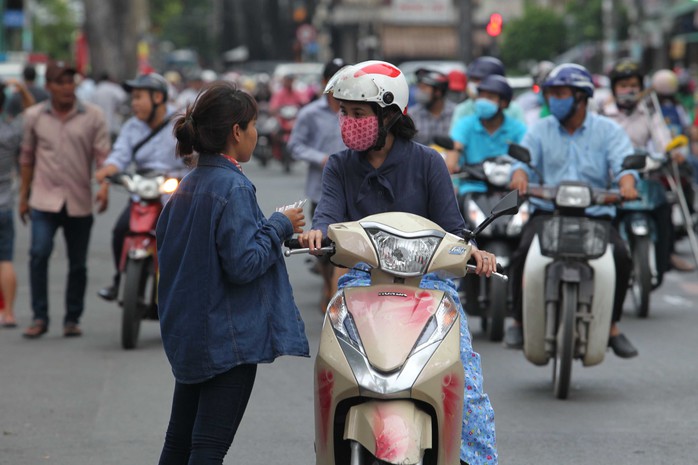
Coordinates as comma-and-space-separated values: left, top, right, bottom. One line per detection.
18, 60, 111, 338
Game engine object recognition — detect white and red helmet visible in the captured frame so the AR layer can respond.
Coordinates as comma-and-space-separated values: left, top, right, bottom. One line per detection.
324, 60, 410, 114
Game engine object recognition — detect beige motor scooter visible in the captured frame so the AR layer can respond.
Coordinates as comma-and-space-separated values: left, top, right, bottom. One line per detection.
285, 192, 519, 465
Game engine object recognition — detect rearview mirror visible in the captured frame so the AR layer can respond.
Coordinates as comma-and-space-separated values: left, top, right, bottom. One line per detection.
507, 144, 531, 163
465, 190, 521, 240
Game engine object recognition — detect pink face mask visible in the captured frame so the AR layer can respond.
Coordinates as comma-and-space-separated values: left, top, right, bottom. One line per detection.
339, 114, 379, 152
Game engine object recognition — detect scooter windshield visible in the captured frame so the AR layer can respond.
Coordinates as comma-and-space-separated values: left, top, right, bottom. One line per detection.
344, 286, 442, 372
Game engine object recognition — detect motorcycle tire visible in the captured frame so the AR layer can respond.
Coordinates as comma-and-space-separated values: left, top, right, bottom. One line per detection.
121, 258, 151, 350
631, 236, 652, 318
487, 277, 507, 342
485, 242, 510, 342
553, 282, 576, 400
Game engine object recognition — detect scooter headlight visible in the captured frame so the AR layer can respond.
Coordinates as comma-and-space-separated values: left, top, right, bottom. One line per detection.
365, 229, 442, 277
467, 201, 491, 237
134, 177, 162, 200
327, 292, 363, 353
160, 178, 179, 194
412, 294, 458, 352
506, 200, 530, 236
556, 184, 592, 208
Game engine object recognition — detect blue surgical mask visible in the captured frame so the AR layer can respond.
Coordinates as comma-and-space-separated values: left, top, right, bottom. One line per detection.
474, 98, 499, 120
548, 96, 575, 122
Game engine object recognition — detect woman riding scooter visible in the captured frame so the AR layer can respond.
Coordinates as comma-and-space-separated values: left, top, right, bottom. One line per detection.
95, 73, 188, 301
298, 60, 499, 465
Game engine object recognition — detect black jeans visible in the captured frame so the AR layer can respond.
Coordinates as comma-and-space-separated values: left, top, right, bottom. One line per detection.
510, 214, 631, 324
29, 207, 93, 325
158, 364, 258, 465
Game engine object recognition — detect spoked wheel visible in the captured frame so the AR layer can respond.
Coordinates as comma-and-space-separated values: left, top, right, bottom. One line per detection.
630, 236, 652, 318
553, 282, 576, 399
121, 258, 153, 350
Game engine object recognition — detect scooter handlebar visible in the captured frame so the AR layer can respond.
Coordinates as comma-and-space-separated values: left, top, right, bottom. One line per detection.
283, 237, 334, 257
466, 263, 508, 282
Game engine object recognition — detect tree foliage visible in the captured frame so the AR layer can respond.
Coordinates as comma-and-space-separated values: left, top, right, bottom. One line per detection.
32, 0, 79, 60
500, 4, 567, 72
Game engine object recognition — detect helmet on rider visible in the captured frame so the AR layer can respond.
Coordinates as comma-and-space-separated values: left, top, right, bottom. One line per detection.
542, 63, 594, 123
123, 73, 169, 124
651, 69, 679, 97
609, 60, 643, 90
543, 63, 595, 98
416, 68, 450, 93
325, 60, 410, 114
474, 75, 513, 120
466, 56, 505, 81
124, 73, 169, 100
531, 60, 555, 87
477, 75, 513, 102
324, 60, 414, 151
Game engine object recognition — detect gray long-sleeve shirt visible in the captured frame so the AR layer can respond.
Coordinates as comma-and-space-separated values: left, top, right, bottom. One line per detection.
287, 97, 345, 203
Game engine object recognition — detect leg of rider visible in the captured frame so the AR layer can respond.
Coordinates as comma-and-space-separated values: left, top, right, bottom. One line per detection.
653, 203, 673, 276
111, 203, 131, 286
610, 226, 632, 325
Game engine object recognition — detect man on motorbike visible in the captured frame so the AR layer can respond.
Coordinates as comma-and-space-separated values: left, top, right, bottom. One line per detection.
516, 60, 555, 127
269, 74, 308, 114
411, 68, 456, 146
298, 60, 499, 465
446, 75, 526, 179
506, 63, 640, 358
450, 56, 526, 131
95, 73, 188, 301
600, 60, 693, 276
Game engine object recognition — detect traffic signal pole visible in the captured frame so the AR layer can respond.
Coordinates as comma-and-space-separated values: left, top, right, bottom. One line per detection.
459, 0, 473, 63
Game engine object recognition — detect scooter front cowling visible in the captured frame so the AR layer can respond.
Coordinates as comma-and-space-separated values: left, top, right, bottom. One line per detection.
314, 285, 464, 465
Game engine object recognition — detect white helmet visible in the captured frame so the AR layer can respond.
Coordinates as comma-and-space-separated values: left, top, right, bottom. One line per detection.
652, 69, 679, 96
324, 60, 409, 114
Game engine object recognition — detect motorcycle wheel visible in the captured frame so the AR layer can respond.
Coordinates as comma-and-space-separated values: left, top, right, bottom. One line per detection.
553, 282, 576, 400
485, 242, 509, 342
488, 277, 507, 342
631, 236, 652, 318
121, 258, 151, 350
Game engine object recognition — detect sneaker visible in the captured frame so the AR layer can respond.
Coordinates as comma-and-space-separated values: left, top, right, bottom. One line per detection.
23, 320, 48, 339
98, 285, 118, 301
63, 323, 83, 338
608, 333, 638, 358
503, 324, 523, 349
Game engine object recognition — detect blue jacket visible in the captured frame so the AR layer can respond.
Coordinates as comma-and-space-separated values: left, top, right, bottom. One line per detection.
156, 153, 309, 384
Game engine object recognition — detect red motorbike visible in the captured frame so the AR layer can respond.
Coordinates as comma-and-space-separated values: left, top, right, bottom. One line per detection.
108, 171, 179, 349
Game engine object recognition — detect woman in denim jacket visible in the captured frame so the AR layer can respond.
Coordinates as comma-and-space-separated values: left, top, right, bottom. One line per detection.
155, 81, 308, 464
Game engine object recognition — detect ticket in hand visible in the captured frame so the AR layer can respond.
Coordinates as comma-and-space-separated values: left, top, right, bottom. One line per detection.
276, 198, 307, 212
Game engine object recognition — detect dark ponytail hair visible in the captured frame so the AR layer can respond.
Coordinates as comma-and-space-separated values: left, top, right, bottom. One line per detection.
173, 81, 257, 160
371, 103, 417, 141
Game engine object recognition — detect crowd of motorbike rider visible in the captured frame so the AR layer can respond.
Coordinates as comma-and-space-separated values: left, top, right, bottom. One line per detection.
404, 56, 697, 362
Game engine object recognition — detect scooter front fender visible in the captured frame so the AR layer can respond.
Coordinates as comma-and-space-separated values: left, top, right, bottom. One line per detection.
344, 400, 432, 465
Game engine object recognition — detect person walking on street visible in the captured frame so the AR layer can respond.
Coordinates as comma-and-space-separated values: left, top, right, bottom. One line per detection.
18, 60, 111, 339
156, 81, 309, 464
287, 58, 347, 310
5, 64, 49, 119
90, 72, 128, 142
0, 78, 35, 328
94, 73, 187, 302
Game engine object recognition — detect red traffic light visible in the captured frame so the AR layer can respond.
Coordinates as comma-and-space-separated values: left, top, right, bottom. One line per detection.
486, 13, 503, 37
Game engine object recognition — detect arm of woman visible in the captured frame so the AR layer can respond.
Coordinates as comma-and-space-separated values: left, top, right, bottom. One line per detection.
298, 154, 348, 251
217, 185, 295, 285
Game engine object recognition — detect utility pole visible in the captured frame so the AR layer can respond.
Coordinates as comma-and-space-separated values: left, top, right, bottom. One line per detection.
459, 0, 473, 64
602, 0, 616, 72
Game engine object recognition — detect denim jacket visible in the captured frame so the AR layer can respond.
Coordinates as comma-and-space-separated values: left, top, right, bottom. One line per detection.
156, 153, 309, 383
